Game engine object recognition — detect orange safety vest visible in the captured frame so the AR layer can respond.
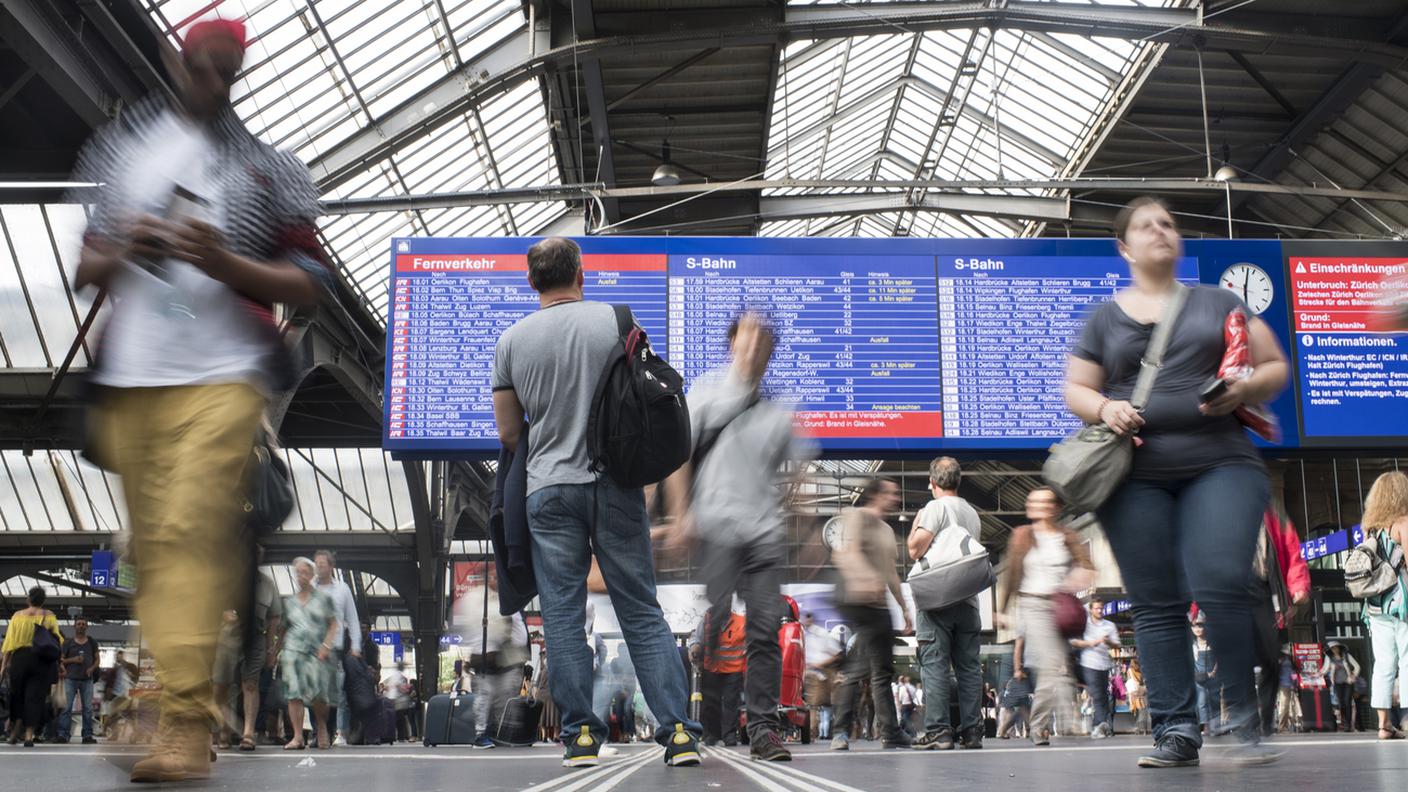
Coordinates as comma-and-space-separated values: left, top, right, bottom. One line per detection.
705, 613, 747, 674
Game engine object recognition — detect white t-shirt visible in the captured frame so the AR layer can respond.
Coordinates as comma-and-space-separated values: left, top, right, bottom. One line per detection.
1020, 529, 1071, 596
95, 111, 270, 389
803, 623, 840, 670
1079, 617, 1121, 671
911, 495, 984, 608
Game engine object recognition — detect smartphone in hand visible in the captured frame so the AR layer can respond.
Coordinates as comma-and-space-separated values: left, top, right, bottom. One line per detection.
1199, 377, 1229, 404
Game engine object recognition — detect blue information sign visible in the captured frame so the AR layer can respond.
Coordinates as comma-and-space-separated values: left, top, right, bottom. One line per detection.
90, 550, 116, 589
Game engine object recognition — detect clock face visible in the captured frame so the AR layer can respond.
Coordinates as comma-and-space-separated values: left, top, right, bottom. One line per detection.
821, 516, 847, 551
1220, 263, 1275, 314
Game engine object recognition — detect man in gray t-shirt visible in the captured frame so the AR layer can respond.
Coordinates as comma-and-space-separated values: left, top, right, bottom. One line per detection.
906, 457, 987, 750
490, 237, 700, 768
663, 313, 813, 761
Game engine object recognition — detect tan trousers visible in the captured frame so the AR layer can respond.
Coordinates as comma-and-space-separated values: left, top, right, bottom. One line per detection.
1019, 596, 1074, 738
95, 383, 263, 725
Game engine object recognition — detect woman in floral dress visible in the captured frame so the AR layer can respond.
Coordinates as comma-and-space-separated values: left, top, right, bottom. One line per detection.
277, 557, 339, 749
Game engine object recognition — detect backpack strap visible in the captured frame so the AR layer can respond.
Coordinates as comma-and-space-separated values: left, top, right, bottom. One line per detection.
611, 304, 633, 340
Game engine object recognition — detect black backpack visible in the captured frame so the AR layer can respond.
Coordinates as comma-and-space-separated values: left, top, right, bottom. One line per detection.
587, 305, 691, 488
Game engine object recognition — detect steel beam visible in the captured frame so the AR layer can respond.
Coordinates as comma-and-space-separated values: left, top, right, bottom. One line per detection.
0, 0, 129, 126
573, 0, 620, 224
306, 1, 1408, 196
760, 192, 1070, 225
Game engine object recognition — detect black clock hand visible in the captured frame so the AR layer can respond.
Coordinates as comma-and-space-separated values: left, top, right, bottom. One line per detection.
1243, 269, 1251, 302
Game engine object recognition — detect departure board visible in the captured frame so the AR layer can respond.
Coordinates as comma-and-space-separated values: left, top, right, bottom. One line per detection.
936, 254, 1198, 447
666, 254, 941, 444
384, 239, 665, 451
382, 236, 1408, 458
1284, 241, 1408, 445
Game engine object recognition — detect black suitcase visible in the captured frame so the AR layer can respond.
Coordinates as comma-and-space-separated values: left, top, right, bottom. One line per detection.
491, 696, 543, 746
1299, 688, 1334, 732
361, 698, 398, 745
423, 693, 476, 746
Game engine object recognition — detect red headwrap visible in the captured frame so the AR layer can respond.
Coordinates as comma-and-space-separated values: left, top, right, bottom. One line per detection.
183, 18, 247, 56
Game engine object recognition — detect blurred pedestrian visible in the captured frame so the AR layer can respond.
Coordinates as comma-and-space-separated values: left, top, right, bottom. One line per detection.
1358, 471, 1408, 740
212, 544, 282, 752
997, 487, 1093, 747
1, 587, 63, 747
455, 570, 529, 749
665, 311, 812, 762
277, 558, 339, 750
491, 237, 700, 768
801, 612, 841, 740
313, 550, 362, 747
829, 478, 913, 751
1065, 197, 1288, 767
71, 15, 332, 783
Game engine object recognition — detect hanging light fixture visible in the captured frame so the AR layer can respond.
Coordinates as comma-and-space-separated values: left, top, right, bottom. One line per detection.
652, 139, 682, 186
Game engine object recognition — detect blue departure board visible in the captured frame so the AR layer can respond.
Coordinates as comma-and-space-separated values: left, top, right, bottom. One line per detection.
385, 238, 666, 452
935, 254, 1198, 448
666, 254, 941, 448
382, 236, 1407, 458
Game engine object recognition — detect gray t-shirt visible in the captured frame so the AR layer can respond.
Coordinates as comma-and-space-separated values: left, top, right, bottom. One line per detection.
688, 367, 816, 546
1072, 285, 1262, 479
911, 495, 983, 610
492, 301, 621, 494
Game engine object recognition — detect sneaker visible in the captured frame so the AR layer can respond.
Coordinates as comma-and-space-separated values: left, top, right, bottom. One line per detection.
1137, 735, 1200, 768
472, 735, 496, 750
959, 727, 983, 750
1091, 723, 1111, 740
722, 737, 739, 747
82, 737, 98, 745
749, 731, 792, 762
563, 726, 600, 768
829, 734, 850, 751
55, 736, 70, 744
882, 732, 913, 749
1032, 731, 1051, 747
1227, 740, 1284, 766
332, 733, 348, 747
912, 730, 955, 751
664, 724, 701, 767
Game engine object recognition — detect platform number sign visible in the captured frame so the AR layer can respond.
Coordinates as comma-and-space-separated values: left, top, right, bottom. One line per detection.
90, 550, 116, 589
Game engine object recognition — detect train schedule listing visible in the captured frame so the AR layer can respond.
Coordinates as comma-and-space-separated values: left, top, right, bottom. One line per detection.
666, 253, 942, 442
385, 247, 668, 451
936, 254, 1198, 444
1288, 254, 1408, 441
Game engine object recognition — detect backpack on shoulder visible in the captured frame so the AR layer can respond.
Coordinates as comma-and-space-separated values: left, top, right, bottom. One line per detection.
1344, 533, 1406, 600
587, 305, 691, 489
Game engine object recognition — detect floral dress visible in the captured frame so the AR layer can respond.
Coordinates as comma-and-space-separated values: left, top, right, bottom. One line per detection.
280, 588, 337, 705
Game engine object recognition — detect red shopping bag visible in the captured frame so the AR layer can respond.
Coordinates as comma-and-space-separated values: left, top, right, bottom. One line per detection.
1217, 309, 1281, 442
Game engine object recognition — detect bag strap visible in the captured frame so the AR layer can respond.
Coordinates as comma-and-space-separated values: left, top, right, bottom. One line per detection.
691, 393, 760, 471
1130, 283, 1188, 411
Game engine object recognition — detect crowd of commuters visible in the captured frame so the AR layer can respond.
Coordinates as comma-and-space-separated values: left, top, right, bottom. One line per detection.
3, 8, 1408, 784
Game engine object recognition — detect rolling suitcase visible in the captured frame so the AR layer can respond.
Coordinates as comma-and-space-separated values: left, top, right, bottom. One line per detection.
423, 693, 476, 746
359, 698, 396, 745
491, 696, 544, 746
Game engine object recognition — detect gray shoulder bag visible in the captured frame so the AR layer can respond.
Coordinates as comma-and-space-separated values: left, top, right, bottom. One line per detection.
1042, 284, 1187, 514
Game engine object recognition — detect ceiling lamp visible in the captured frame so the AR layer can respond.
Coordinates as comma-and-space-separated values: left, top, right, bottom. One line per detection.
652, 140, 682, 186
1214, 164, 1238, 182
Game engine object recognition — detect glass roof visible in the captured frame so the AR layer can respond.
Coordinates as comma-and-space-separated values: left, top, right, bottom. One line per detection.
0, 446, 415, 533
138, 0, 568, 321
762, 0, 1183, 239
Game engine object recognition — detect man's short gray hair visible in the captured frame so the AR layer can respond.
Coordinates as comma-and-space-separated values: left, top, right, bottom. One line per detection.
292, 557, 316, 576
526, 237, 582, 292
929, 456, 962, 491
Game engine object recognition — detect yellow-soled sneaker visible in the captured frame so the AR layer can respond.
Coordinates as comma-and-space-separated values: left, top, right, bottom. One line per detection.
563, 726, 600, 768
664, 723, 701, 767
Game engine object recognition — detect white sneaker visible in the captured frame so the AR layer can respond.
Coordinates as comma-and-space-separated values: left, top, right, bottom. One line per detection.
600, 745, 621, 758
333, 734, 348, 747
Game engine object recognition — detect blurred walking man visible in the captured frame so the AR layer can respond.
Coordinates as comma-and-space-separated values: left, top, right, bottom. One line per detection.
666, 313, 814, 761
492, 237, 701, 768
73, 16, 331, 783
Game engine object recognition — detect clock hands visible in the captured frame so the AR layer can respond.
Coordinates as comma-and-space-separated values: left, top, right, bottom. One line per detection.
1243, 268, 1251, 303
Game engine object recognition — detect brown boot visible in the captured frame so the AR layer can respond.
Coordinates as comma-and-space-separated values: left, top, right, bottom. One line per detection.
130, 716, 211, 783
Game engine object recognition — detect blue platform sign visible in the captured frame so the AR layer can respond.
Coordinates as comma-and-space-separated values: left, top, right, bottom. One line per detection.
90, 550, 116, 589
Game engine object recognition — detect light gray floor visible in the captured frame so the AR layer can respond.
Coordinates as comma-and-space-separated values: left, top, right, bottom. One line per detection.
4, 734, 1405, 791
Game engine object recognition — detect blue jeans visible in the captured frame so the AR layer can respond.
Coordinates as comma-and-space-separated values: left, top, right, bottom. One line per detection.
527, 481, 700, 744
1081, 666, 1111, 729
1097, 463, 1268, 747
59, 677, 95, 739
916, 603, 983, 734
